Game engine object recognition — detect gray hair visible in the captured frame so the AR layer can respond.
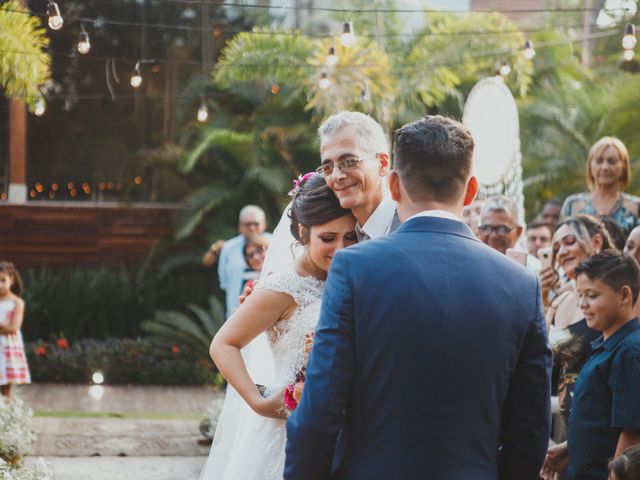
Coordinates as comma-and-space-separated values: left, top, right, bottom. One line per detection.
481, 195, 518, 223
238, 205, 266, 222
318, 111, 389, 156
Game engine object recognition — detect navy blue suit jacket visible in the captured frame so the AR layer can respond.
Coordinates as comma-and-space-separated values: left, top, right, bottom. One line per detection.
284, 216, 551, 480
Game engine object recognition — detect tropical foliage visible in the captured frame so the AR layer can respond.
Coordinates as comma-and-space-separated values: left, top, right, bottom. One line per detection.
177, 9, 536, 236
21, 264, 214, 341
212, 12, 533, 126
0, 0, 50, 110
142, 295, 225, 360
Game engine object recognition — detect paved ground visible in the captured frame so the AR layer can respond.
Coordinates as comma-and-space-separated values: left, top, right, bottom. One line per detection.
25, 456, 207, 480
15, 384, 224, 480
18, 384, 219, 414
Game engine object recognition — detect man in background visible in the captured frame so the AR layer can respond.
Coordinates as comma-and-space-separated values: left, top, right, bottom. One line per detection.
202, 205, 269, 318
478, 196, 541, 273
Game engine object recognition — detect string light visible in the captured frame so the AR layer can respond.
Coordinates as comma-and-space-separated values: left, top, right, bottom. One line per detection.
623, 48, 635, 61
130, 64, 142, 88
34, 98, 46, 116
340, 21, 356, 47
77, 24, 91, 54
326, 46, 339, 66
47, 1, 63, 30
523, 39, 536, 60
622, 23, 637, 50
499, 61, 511, 77
197, 97, 208, 122
319, 71, 331, 90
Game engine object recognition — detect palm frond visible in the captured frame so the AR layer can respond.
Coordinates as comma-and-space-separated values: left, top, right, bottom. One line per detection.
0, 0, 50, 109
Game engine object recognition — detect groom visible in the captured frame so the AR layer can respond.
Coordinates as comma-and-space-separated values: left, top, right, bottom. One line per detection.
284, 116, 551, 479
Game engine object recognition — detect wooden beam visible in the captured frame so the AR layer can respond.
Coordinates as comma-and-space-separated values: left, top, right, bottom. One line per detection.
8, 98, 27, 204
7, 0, 28, 204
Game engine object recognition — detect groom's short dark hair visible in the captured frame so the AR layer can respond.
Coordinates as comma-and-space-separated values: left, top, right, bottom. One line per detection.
393, 115, 474, 203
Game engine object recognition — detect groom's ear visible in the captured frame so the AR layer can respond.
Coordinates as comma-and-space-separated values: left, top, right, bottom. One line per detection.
463, 176, 479, 207
388, 171, 401, 203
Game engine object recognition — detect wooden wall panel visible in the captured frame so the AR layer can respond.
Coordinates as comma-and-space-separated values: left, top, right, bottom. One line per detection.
0, 202, 180, 269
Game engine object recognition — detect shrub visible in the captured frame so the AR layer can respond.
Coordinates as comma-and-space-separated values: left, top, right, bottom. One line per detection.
21, 263, 218, 341
25, 337, 219, 385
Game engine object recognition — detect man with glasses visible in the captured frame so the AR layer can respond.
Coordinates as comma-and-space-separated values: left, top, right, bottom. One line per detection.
204, 205, 270, 318
478, 195, 541, 272
317, 112, 400, 241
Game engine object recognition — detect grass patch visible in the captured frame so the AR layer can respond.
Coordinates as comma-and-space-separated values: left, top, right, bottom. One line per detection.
34, 410, 203, 420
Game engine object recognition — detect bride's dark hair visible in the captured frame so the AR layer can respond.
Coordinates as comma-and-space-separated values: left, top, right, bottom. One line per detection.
289, 174, 352, 244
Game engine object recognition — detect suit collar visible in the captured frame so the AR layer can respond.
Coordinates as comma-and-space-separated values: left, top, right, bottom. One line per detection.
395, 215, 479, 242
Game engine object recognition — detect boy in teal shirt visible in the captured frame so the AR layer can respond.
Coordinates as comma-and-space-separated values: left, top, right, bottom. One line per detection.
541, 251, 640, 479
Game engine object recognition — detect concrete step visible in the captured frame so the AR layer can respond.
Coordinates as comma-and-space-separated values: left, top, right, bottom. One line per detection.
25, 456, 208, 480
30, 418, 211, 457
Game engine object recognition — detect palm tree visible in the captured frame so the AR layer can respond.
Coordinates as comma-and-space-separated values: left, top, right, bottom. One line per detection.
0, 0, 50, 109
174, 84, 318, 240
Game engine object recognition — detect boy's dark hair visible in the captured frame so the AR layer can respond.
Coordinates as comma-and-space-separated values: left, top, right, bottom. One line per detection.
575, 250, 640, 305
608, 444, 640, 480
393, 115, 474, 204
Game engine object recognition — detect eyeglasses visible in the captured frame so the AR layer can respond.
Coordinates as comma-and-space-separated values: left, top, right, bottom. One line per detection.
241, 222, 261, 228
245, 248, 266, 259
316, 157, 367, 177
478, 224, 516, 236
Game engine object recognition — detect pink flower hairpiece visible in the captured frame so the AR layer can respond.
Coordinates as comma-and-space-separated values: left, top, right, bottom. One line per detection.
288, 172, 316, 197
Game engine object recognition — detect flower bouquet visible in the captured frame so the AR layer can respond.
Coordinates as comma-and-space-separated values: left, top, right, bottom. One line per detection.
282, 331, 315, 414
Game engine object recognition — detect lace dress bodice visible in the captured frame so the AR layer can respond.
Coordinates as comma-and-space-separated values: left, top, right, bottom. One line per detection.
256, 270, 324, 391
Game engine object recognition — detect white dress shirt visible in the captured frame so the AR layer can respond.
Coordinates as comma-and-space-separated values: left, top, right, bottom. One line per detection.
358, 192, 397, 240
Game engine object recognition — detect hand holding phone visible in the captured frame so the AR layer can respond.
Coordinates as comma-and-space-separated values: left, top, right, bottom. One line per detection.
538, 246, 553, 270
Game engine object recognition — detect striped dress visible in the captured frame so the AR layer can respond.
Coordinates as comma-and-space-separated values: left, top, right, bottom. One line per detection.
0, 299, 31, 385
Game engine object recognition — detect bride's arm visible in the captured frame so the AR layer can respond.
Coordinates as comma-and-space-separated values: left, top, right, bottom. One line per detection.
210, 288, 295, 419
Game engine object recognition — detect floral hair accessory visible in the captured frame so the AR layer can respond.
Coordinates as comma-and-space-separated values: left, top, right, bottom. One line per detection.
288, 172, 316, 197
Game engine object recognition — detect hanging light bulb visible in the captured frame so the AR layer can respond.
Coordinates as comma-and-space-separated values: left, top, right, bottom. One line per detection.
197, 98, 209, 122
319, 72, 331, 90
77, 25, 91, 54
47, 1, 63, 30
326, 46, 339, 67
523, 39, 536, 60
624, 48, 635, 61
34, 98, 46, 117
622, 23, 637, 50
340, 21, 356, 47
499, 61, 511, 77
130, 64, 142, 88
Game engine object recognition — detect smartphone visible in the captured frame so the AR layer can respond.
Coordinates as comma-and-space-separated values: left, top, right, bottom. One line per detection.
506, 248, 528, 266
538, 246, 553, 270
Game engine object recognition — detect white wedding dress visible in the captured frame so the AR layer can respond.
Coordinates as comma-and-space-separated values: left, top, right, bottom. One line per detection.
200, 269, 324, 480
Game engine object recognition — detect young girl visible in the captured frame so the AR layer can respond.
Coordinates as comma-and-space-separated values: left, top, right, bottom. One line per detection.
0, 261, 31, 398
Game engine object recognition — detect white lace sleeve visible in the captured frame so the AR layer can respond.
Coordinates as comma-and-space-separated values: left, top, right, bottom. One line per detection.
255, 271, 323, 310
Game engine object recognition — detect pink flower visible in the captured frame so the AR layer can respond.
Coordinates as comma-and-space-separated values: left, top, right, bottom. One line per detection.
283, 384, 298, 410
288, 172, 317, 197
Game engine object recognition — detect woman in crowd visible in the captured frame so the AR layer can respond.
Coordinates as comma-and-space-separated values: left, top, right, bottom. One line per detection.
561, 137, 640, 234
541, 215, 615, 433
240, 234, 269, 292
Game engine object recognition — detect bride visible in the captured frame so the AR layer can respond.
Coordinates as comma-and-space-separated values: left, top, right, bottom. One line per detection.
200, 173, 357, 479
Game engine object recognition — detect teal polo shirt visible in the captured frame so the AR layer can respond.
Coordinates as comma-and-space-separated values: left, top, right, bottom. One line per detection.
566, 318, 640, 479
